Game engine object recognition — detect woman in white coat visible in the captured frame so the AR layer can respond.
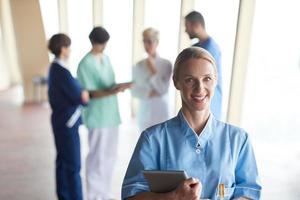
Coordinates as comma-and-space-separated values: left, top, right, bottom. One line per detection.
132, 28, 172, 131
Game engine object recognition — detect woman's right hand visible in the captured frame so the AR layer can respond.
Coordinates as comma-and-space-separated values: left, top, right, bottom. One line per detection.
110, 83, 133, 94
172, 178, 201, 200
81, 90, 90, 104
110, 85, 125, 94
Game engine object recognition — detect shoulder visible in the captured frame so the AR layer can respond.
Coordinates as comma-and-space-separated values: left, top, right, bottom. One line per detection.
142, 116, 180, 141
49, 62, 69, 76
133, 59, 147, 71
50, 62, 62, 70
102, 54, 110, 60
158, 57, 172, 68
206, 37, 221, 52
135, 59, 147, 67
213, 118, 249, 143
78, 53, 94, 69
48, 63, 73, 85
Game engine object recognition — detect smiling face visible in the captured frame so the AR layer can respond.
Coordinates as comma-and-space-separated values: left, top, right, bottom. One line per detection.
174, 58, 217, 113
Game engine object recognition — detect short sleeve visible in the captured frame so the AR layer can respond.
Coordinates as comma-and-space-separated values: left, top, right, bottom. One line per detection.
233, 134, 262, 199
122, 131, 157, 199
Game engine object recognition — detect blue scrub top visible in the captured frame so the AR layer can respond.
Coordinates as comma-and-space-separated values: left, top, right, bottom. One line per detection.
122, 111, 261, 200
48, 61, 84, 131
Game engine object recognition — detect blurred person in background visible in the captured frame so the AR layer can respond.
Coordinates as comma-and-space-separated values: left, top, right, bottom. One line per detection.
77, 26, 131, 200
131, 28, 172, 131
48, 33, 89, 200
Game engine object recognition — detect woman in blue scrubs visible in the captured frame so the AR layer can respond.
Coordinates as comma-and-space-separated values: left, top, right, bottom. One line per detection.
48, 33, 89, 200
122, 47, 261, 200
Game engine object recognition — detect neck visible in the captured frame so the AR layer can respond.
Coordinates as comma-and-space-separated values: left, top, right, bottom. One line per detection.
181, 105, 210, 135
196, 31, 209, 43
148, 52, 157, 58
57, 55, 66, 61
90, 48, 102, 56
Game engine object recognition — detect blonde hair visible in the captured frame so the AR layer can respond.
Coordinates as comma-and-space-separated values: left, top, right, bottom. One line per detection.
143, 27, 159, 42
173, 47, 217, 80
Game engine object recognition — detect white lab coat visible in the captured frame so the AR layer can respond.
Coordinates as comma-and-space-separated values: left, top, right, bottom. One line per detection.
132, 55, 172, 131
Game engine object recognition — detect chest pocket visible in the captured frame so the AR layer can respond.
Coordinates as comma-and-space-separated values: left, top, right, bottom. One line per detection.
214, 185, 235, 200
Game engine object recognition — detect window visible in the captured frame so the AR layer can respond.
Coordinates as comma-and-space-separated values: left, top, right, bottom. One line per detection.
39, 0, 59, 39
67, 0, 93, 74
144, 0, 181, 63
39, 0, 59, 61
102, 0, 133, 121
242, 0, 300, 198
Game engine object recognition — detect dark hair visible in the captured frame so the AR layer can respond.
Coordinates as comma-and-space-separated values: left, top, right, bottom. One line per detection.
89, 26, 110, 44
185, 11, 206, 29
48, 33, 71, 57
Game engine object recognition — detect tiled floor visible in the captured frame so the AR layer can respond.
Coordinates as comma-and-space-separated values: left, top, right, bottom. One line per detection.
0, 87, 140, 200
1, 86, 300, 199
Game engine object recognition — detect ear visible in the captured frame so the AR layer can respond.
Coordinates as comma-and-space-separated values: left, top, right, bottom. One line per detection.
173, 75, 180, 90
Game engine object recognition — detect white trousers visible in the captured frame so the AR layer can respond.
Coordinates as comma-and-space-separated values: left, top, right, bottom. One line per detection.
86, 127, 119, 200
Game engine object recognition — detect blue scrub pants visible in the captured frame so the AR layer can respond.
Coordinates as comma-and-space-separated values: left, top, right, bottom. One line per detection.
53, 126, 83, 200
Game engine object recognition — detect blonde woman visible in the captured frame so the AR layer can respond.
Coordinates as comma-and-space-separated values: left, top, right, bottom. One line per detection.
132, 28, 172, 131
122, 47, 261, 200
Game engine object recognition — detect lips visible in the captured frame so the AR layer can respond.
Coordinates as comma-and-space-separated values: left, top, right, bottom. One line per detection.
191, 94, 207, 103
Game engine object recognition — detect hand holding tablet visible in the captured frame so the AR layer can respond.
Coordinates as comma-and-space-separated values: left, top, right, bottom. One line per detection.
142, 170, 188, 193
142, 170, 204, 200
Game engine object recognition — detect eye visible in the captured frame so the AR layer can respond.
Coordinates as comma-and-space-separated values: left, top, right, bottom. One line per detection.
184, 78, 195, 84
203, 76, 212, 82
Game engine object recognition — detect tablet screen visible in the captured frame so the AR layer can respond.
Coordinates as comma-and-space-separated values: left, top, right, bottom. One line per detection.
142, 170, 188, 193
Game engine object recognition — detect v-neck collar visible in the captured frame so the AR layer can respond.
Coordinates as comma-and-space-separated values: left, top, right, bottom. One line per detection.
178, 110, 214, 148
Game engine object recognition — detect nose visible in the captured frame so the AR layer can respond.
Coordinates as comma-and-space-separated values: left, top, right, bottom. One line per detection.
193, 80, 204, 93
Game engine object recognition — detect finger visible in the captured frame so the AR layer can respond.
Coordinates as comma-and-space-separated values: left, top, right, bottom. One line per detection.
184, 177, 199, 186
191, 182, 200, 191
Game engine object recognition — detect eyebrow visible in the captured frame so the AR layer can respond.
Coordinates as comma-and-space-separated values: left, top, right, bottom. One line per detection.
183, 73, 214, 77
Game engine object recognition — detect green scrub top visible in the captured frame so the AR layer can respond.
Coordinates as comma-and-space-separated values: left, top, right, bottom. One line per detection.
77, 52, 121, 128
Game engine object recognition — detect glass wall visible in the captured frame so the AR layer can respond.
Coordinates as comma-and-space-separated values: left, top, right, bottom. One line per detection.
39, 0, 59, 62
144, 0, 181, 63
242, 0, 300, 199
67, 0, 93, 74
39, 0, 59, 40
195, 0, 240, 120
102, 0, 133, 122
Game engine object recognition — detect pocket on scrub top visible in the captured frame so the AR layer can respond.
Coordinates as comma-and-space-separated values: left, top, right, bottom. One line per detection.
215, 185, 235, 200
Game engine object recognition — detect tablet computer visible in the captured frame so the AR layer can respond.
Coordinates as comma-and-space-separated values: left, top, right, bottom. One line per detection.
142, 170, 188, 193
